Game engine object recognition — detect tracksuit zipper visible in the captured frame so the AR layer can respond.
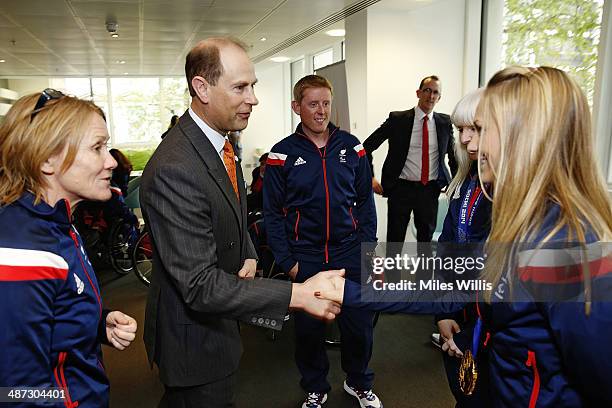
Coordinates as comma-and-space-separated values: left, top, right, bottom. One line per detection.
297, 127, 338, 264
69, 227, 102, 317
526, 350, 540, 408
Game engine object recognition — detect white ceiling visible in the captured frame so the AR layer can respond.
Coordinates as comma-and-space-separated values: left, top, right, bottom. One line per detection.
0, 0, 370, 77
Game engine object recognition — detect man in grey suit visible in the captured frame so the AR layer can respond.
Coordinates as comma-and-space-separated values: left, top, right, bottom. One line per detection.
140, 37, 342, 407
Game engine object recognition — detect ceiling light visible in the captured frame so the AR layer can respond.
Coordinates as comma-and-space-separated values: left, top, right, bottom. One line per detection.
0, 60, 5, 63
111, 33, 119, 38
116, 60, 126, 64
259, 37, 267, 42
325, 29, 345, 37
123, 72, 128, 75
270, 56, 290, 63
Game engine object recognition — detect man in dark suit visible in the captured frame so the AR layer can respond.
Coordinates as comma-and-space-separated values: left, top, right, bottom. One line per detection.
140, 37, 342, 407
363, 75, 457, 244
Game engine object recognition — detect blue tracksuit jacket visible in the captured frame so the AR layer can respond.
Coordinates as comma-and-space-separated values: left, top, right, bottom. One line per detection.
263, 123, 377, 273
0, 193, 110, 407
344, 204, 612, 406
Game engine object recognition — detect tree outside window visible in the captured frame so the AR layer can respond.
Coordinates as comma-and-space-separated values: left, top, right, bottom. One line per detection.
502, 0, 604, 104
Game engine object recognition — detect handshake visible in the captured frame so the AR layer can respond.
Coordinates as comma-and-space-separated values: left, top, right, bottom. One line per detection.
288, 269, 347, 320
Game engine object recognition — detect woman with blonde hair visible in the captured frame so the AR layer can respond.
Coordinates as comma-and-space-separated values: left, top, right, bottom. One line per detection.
473, 65, 612, 406
320, 66, 612, 406
0, 89, 138, 407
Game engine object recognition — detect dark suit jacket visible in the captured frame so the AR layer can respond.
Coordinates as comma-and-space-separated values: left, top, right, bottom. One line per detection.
140, 111, 292, 387
363, 108, 457, 196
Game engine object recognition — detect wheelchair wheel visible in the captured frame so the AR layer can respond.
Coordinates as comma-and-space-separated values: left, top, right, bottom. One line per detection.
107, 220, 135, 275
132, 231, 153, 286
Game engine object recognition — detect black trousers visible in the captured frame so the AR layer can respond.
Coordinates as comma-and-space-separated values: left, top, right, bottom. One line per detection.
386, 179, 440, 243
159, 371, 238, 408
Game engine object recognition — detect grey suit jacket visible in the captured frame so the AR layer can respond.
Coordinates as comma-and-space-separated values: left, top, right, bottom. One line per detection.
140, 111, 292, 387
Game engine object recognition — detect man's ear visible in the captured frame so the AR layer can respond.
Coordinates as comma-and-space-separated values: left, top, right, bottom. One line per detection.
192, 76, 210, 103
291, 100, 300, 116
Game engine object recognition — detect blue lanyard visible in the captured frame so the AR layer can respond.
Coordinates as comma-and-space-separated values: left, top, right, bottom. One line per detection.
457, 178, 483, 243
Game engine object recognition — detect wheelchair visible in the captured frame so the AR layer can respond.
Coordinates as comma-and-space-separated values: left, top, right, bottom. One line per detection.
72, 186, 140, 276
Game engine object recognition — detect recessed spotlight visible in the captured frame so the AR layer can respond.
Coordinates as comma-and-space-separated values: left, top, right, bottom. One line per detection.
111, 33, 119, 38
259, 37, 267, 42
0, 59, 5, 63
270, 56, 290, 63
123, 72, 129, 75
325, 29, 345, 37
116, 60, 126, 64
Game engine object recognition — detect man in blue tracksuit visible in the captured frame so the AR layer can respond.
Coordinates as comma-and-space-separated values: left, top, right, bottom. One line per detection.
264, 75, 381, 408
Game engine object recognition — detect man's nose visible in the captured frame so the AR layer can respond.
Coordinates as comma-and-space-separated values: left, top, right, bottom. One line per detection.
245, 87, 258, 105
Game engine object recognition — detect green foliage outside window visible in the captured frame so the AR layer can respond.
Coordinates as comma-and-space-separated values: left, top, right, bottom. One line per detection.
502, 0, 604, 103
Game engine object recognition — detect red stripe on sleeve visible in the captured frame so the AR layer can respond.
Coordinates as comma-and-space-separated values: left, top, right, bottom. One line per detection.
518, 257, 612, 284
357, 149, 366, 157
0, 264, 68, 281
266, 158, 285, 166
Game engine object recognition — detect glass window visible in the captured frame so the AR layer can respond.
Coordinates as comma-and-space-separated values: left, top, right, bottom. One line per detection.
501, 0, 605, 104
313, 48, 334, 71
51, 76, 188, 147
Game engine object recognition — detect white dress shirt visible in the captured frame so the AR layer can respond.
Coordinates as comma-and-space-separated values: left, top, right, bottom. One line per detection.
188, 108, 231, 168
400, 105, 439, 182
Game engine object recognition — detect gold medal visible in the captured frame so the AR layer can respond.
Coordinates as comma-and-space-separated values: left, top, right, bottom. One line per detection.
459, 350, 478, 395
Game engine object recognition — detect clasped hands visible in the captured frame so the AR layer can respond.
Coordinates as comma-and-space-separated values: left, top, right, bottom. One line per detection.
289, 269, 347, 321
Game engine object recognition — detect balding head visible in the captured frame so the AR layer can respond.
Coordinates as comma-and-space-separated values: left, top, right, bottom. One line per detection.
185, 37, 248, 97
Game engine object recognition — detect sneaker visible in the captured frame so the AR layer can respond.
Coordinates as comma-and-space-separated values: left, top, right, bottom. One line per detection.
302, 392, 327, 408
343, 381, 382, 408
431, 332, 442, 349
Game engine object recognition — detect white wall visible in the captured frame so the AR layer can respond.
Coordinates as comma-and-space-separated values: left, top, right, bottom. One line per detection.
7, 78, 51, 97
344, 0, 468, 240
345, 10, 368, 136
243, 62, 292, 182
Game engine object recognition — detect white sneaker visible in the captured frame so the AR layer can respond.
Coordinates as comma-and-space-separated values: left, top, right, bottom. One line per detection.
302, 392, 327, 408
431, 332, 442, 349
343, 381, 382, 408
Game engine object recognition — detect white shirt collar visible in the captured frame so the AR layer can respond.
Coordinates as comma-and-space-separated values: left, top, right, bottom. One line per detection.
415, 105, 433, 122
188, 107, 227, 156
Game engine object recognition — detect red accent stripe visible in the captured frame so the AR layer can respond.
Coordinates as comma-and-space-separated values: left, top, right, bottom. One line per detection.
54, 352, 78, 408
294, 210, 300, 240
483, 332, 491, 347
349, 207, 357, 230
266, 158, 285, 166
322, 155, 330, 263
526, 351, 540, 408
356, 148, 366, 157
70, 229, 102, 317
466, 186, 481, 219
0, 265, 68, 281
518, 257, 612, 284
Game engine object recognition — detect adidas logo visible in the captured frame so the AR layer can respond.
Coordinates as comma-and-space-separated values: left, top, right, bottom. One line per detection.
294, 157, 306, 166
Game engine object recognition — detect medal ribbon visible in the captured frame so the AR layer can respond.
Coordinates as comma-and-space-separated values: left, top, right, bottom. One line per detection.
457, 177, 483, 243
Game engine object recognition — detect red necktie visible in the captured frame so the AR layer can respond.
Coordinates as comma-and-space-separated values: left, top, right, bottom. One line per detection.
223, 140, 240, 201
421, 115, 429, 185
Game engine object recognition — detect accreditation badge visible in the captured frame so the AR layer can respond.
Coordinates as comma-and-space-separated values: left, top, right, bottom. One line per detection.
459, 349, 478, 395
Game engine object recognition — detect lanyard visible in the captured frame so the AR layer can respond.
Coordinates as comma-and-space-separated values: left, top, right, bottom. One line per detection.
457, 178, 483, 243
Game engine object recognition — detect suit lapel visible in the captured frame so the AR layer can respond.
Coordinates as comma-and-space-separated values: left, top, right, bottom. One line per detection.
400, 108, 416, 156
433, 112, 449, 156
179, 113, 242, 228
